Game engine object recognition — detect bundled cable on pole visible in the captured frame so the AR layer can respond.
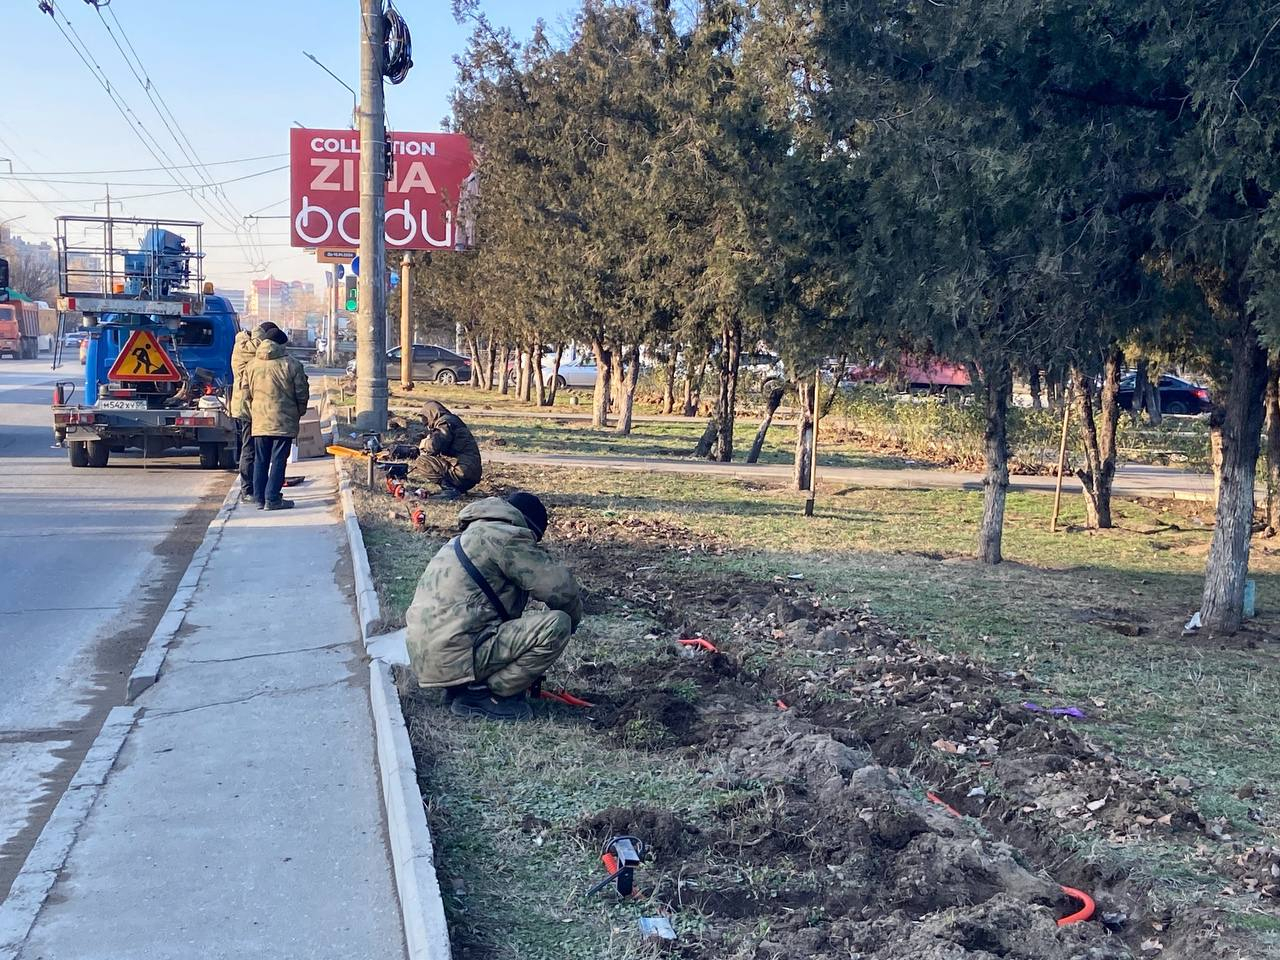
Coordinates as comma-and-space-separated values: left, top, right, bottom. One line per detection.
382, 1, 413, 84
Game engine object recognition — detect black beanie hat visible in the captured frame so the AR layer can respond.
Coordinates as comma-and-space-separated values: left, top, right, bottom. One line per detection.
506, 491, 548, 540
254, 321, 280, 338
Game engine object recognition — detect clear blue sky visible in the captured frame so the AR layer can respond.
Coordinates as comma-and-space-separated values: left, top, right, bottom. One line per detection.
1, 0, 574, 290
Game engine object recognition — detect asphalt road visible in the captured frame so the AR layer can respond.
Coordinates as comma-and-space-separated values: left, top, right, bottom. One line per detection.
0, 356, 227, 900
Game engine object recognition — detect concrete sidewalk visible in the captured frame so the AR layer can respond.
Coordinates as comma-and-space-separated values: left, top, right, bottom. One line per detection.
484, 450, 1232, 503
0, 468, 406, 960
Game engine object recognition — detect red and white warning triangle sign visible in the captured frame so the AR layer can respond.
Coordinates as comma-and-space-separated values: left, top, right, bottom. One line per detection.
107, 329, 180, 382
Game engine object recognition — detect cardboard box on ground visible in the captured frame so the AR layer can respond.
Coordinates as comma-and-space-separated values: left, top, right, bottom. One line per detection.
292, 407, 328, 460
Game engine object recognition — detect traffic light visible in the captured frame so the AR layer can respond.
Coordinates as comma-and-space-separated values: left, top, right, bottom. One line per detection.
344, 275, 358, 311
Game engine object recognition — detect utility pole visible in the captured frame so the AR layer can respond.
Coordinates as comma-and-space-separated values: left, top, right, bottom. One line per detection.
327, 267, 338, 368
400, 252, 412, 388
356, 0, 387, 431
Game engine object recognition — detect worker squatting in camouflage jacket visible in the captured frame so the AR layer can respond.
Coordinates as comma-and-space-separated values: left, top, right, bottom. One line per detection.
405, 498, 583, 697
416, 400, 482, 492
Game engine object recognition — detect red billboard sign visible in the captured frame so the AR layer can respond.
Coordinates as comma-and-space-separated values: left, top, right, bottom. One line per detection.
289, 128, 474, 251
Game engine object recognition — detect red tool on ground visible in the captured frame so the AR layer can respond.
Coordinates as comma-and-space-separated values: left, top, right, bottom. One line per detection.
926, 791, 1097, 926
678, 636, 718, 654
410, 507, 426, 532
540, 688, 594, 708
1057, 886, 1096, 927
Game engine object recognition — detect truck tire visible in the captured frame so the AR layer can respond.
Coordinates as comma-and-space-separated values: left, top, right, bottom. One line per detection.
218, 445, 236, 470
87, 440, 110, 468
69, 442, 90, 468
199, 442, 222, 469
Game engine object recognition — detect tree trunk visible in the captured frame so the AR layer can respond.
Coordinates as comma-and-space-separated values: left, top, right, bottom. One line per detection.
1044, 368, 1059, 412
485, 340, 498, 392
1266, 355, 1280, 536
712, 320, 742, 461
545, 343, 564, 406
748, 386, 785, 464
532, 339, 546, 405
591, 339, 613, 429
1132, 358, 1150, 425
609, 348, 626, 415
467, 335, 482, 389
614, 343, 641, 435
1029, 367, 1043, 411
793, 375, 816, 491
683, 350, 709, 417
498, 344, 511, 395
1200, 320, 1269, 633
514, 346, 528, 400
978, 358, 1013, 564
662, 348, 678, 415
522, 343, 537, 404
821, 359, 846, 417
1073, 348, 1122, 529
1144, 376, 1163, 426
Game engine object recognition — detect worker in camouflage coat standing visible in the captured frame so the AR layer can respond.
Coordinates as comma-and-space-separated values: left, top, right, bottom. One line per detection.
405, 491, 582, 721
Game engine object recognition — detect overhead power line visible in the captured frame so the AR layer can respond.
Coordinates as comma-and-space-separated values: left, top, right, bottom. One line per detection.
0, 165, 287, 205
0, 153, 289, 178
36, 1, 270, 270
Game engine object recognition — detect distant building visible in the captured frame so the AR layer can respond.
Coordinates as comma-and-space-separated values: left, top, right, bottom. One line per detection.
248, 278, 289, 320
214, 287, 246, 315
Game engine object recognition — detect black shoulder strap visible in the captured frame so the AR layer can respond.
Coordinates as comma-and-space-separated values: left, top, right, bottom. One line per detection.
452, 537, 513, 622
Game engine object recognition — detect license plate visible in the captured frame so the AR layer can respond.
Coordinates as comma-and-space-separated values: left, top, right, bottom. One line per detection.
97, 399, 149, 411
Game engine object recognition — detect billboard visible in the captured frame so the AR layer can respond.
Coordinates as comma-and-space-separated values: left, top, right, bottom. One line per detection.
289, 129, 474, 251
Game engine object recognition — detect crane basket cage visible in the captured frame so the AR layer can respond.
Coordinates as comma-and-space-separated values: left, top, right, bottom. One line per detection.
54, 216, 205, 317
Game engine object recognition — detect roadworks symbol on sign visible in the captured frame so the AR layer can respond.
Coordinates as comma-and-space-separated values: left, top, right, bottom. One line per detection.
107, 329, 181, 382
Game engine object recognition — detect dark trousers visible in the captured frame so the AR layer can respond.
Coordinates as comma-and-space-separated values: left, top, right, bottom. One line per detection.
237, 418, 255, 493
252, 436, 291, 506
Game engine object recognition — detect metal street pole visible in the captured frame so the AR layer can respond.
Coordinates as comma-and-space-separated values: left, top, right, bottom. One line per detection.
327, 267, 338, 368
400, 252, 412, 388
356, 0, 387, 432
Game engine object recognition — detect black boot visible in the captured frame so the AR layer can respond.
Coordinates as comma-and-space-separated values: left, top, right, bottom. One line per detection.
444, 682, 484, 704
449, 686, 533, 722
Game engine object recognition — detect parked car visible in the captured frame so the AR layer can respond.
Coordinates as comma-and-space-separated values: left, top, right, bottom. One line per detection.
1117, 373, 1211, 415
544, 355, 598, 389
346, 343, 472, 383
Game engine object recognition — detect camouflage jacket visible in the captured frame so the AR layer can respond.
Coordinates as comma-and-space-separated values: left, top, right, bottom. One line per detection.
229, 330, 260, 420
418, 400, 482, 484
243, 340, 310, 438
405, 498, 583, 687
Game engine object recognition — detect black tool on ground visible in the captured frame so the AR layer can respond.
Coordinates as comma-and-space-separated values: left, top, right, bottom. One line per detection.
378, 461, 410, 481
585, 835, 645, 898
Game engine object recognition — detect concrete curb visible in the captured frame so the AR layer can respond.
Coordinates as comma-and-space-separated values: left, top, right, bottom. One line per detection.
0, 706, 139, 960
126, 481, 241, 702
333, 458, 452, 960
335, 458, 382, 639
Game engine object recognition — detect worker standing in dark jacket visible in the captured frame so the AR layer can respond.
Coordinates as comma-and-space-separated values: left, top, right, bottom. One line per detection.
414, 400, 482, 499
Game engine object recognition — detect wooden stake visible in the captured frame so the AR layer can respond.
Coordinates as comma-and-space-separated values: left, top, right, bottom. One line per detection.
1050, 390, 1072, 533
804, 366, 820, 517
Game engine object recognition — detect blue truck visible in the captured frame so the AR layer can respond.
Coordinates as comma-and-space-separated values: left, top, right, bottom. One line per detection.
51, 217, 241, 469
